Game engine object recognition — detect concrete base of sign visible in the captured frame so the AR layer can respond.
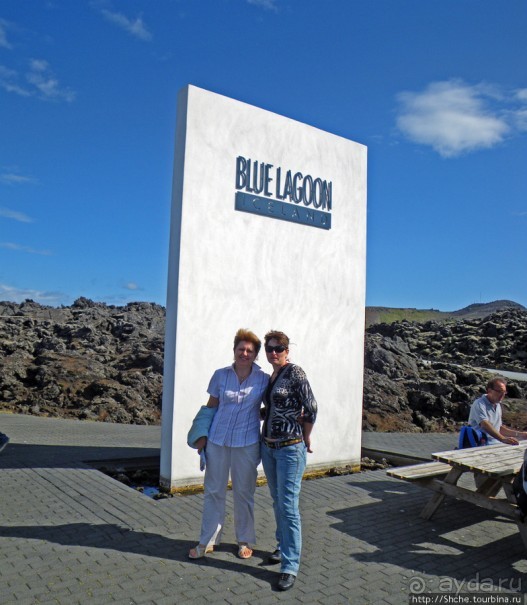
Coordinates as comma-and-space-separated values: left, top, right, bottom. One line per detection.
160, 85, 367, 490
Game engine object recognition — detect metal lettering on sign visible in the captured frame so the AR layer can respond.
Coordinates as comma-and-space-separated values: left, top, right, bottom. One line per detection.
234, 156, 332, 230
235, 192, 331, 230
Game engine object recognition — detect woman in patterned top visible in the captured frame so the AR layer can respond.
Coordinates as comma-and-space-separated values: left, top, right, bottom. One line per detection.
188, 329, 269, 560
261, 330, 317, 592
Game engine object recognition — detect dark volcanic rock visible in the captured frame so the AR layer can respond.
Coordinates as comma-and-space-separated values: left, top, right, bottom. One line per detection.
0, 298, 164, 424
364, 309, 527, 433
368, 309, 527, 372
1, 299, 526, 431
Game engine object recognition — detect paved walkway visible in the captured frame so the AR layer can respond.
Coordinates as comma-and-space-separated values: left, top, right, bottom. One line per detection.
1, 413, 526, 605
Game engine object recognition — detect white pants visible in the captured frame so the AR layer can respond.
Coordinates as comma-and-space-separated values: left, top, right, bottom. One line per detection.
199, 441, 260, 547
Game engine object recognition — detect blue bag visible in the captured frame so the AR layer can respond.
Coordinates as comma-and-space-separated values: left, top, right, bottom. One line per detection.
458, 425, 487, 449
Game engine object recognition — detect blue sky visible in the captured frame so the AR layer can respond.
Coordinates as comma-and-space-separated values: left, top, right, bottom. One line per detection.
1, 0, 526, 311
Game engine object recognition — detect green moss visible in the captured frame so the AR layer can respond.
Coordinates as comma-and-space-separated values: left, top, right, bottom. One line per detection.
377, 309, 450, 324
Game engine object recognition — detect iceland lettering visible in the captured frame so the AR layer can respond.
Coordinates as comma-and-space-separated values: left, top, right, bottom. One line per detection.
234, 156, 332, 230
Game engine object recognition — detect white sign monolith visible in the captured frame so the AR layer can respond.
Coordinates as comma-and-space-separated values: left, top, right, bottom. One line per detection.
160, 85, 367, 490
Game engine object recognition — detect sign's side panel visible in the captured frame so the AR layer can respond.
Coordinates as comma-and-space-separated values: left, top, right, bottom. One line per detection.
160, 87, 189, 486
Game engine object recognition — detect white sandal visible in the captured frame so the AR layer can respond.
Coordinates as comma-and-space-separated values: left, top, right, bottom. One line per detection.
188, 544, 214, 559
237, 543, 253, 559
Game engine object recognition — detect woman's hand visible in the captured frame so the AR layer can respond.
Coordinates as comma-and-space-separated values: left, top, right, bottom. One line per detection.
303, 421, 314, 453
194, 436, 207, 453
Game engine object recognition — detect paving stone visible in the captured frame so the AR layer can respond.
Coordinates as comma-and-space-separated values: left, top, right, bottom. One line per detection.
3, 413, 527, 604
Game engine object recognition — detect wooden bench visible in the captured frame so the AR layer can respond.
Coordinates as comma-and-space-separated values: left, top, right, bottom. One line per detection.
386, 444, 527, 545
388, 458, 520, 520
387, 461, 451, 481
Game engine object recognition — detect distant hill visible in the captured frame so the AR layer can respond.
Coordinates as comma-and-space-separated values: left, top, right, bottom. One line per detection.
365, 299, 526, 327
450, 300, 526, 318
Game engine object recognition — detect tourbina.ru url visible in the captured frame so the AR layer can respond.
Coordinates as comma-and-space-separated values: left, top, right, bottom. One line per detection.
409, 594, 524, 604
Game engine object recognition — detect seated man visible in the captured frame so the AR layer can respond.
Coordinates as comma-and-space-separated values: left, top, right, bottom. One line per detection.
468, 377, 527, 445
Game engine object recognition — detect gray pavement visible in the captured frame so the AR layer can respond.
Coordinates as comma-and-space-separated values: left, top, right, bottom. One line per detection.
1, 412, 526, 605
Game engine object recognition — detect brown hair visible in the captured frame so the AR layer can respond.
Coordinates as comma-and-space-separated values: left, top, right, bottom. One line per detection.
486, 376, 507, 391
264, 330, 290, 349
233, 328, 261, 355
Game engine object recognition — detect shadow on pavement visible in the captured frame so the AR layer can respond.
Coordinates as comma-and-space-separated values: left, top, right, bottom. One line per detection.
327, 478, 527, 592
0, 522, 283, 588
0, 443, 159, 470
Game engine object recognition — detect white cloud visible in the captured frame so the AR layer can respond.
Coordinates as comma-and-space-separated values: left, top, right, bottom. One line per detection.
26, 59, 76, 102
0, 60, 75, 102
0, 207, 33, 223
510, 89, 527, 132
0, 22, 75, 101
0, 19, 13, 49
0, 64, 31, 96
0, 283, 65, 305
513, 109, 527, 132
395, 79, 523, 157
123, 282, 142, 291
247, 0, 279, 11
0, 169, 35, 185
0, 242, 52, 255
100, 9, 152, 41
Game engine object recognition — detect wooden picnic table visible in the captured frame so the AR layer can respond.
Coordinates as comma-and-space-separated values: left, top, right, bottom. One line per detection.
387, 442, 527, 547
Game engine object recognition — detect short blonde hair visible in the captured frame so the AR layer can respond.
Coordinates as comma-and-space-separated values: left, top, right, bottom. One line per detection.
234, 328, 261, 355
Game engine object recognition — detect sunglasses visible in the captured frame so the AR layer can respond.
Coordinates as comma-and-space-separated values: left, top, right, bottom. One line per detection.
265, 345, 287, 354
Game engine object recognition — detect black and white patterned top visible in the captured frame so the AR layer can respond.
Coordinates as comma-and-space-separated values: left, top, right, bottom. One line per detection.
262, 363, 317, 441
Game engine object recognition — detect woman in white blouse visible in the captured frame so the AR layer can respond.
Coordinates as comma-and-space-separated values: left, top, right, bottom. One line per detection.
188, 328, 269, 560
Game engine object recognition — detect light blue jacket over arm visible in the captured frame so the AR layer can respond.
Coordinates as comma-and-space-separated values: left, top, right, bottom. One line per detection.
187, 406, 218, 449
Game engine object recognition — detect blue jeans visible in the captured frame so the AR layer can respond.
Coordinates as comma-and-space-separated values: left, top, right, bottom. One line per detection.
261, 441, 307, 576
